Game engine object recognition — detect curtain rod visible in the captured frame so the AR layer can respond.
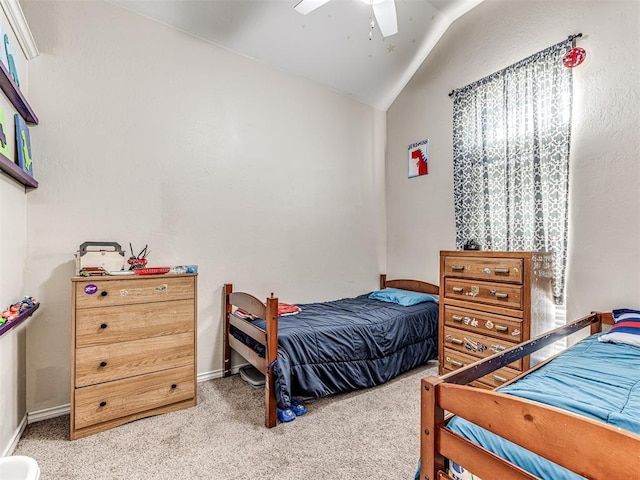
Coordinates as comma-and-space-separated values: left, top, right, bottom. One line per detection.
448, 33, 583, 97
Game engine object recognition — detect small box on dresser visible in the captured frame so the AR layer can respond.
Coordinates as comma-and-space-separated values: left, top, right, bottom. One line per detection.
70, 273, 197, 440
439, 251, 555, 389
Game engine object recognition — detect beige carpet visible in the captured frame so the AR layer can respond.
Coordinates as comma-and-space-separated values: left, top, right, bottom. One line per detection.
14, 360, 438, 479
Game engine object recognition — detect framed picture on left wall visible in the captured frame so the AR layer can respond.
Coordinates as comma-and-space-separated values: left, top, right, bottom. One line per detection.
15, 114, 33, 177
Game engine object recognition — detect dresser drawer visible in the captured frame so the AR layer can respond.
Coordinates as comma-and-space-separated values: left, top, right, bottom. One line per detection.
444, 278, 523, 310
444, 256, 523, 284
443, 326, 522, 370
75, 332, 194, 387
75, 299, 194, 347
442, 348, 521, 388
443, 305, 523, 343
74, 365, 194, 430
74, 276, 195, 309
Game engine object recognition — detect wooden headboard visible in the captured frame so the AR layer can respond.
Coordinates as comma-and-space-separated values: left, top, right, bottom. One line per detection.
379, 274, 439, 295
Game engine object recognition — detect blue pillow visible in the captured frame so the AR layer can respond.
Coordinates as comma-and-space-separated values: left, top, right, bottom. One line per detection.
369, 288, 438, 307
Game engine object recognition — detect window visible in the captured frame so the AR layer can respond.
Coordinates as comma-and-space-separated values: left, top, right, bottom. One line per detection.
451, 38, 574, 307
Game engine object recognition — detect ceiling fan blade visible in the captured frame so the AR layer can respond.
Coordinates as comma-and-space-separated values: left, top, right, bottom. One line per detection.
294, 0, 331, 15
372, 0, 398, 37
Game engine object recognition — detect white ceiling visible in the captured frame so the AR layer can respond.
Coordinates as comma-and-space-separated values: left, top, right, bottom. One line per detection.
108, 0, 483, 110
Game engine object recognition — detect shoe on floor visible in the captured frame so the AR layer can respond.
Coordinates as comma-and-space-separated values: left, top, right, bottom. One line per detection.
277, 407, 296, 423
290, 398, 307, 416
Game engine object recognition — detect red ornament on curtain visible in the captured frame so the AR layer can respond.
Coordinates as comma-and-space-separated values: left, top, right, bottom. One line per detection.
563, 47, 587, 68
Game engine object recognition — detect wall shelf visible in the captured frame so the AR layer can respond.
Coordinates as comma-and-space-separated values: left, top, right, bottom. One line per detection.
0, 151, 37, 188
0, 51, 38, 125
0, 302, 40, 337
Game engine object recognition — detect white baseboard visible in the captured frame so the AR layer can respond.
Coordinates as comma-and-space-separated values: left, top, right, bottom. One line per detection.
2, 414, 27, 457
197, 363, 248, 383
27, 404, 71, 425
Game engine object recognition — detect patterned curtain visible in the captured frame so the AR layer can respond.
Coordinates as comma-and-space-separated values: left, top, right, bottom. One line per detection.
452, 39, 573, 304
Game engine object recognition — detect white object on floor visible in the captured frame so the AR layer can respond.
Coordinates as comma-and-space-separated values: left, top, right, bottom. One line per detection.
0, 456, 41, 480
239, 365, 265, 388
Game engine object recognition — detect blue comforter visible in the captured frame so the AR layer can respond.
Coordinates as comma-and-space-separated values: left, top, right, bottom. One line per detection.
447, 334, 640, 479
232, 294, 438, 408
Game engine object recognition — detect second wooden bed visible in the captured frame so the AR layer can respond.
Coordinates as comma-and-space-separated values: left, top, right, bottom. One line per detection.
223, 274, 439, 427
419, 311, 640, 480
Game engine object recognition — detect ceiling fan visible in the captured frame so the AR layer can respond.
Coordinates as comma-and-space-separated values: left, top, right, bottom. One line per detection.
294, 0, 398, 38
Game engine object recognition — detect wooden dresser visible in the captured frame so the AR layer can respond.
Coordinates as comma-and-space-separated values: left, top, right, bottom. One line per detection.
439, 251, 554, 388
70, 274, 197, 440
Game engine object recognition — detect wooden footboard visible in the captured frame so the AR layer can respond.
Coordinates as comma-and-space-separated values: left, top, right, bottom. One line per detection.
420, 312, 640, 480
223, 284, 279, 427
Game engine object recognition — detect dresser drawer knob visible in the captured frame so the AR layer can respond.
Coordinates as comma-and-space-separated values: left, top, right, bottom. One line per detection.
100, 361, 107, 367
490, 290, 508, 299
100, 323, 108, 329
451, 315, 463, 322
494, 268, 510, 274
99, 401, 107, 407
450, 337, 463, 345
493, 374, 508, 384
100, 291, 108, 297
171, 384, 177, 389
451, 265, 465, 271
452, 287, 464, 293
495, 325, 508, 333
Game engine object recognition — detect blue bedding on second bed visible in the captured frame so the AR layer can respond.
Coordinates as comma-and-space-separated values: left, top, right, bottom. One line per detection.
447, 333, 640, 479
232, 294, 439, 408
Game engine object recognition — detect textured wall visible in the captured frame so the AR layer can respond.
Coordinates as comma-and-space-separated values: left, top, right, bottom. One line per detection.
386, 0, 640, 322
0, 10, 30, 454
21, 0, 386, 412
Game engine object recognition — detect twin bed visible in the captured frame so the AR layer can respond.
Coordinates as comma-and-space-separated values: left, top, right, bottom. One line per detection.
420, 310, 640, 480
223, 275, 439, 428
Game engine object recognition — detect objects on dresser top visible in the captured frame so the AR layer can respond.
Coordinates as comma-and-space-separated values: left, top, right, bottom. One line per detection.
170, 265, 198, 274
75, 242, 125, 275
79, 267, 109, 276
133, 267, 171, 275
127, 243, 150, 270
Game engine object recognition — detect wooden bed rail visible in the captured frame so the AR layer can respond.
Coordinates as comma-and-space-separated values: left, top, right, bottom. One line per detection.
223, 284, 279, 427
420, 311, 636, 480
441, 312, 599, 385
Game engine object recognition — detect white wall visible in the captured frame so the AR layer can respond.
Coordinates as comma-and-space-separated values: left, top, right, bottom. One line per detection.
0, 7, 30, 454
0, 173, 29, 456
21, 0, 386, 412
386, 0, 640, 322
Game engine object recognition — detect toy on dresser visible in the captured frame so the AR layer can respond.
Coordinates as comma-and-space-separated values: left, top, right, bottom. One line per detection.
128, 243, 149, 270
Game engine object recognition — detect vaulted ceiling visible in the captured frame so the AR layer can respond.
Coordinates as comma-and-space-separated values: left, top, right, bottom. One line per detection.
108, 0, 483, 110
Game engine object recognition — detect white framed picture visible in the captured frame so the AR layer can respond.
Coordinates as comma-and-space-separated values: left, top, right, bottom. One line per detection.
408, 138, 429, 178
